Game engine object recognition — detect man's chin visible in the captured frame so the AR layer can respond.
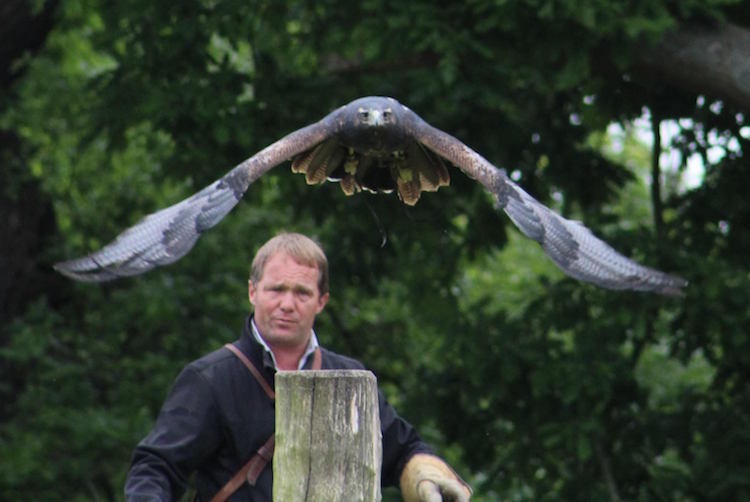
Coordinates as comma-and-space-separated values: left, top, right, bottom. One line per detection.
271, 319, 297, 330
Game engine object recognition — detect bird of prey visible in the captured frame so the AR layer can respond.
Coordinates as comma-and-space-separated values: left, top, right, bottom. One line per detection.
54, 96, 687, 295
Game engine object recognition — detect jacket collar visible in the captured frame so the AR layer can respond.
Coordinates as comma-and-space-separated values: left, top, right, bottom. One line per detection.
238, 316, 320, 372
237, 316, 274, 372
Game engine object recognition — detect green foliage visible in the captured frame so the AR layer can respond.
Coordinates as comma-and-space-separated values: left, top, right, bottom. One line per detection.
2, 0, 749, 500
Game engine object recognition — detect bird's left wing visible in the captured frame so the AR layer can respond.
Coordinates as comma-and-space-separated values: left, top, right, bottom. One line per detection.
410, 115, 687, 296
54, 118, 336, 282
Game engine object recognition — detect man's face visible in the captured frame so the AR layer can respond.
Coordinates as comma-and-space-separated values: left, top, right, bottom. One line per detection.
248, 252, 329, 350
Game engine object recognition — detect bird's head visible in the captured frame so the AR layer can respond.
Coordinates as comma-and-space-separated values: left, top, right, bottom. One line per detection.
355, 102, 396, 127
337, 96, 408, 154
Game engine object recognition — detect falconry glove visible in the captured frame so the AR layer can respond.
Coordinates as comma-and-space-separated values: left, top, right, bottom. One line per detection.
400, 453, 472, 502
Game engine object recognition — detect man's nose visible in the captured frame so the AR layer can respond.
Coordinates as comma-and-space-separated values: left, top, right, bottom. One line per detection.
279, 291, 295, 310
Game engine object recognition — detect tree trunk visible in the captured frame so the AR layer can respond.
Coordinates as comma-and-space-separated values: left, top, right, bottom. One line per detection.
0, 0, 59, 86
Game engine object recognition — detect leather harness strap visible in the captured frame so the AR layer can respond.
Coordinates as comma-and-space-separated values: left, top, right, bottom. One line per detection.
211, 343, 322, 502
224, 343, 275, 399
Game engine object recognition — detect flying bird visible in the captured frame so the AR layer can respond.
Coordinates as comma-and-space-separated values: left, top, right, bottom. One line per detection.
54, 96, 687, 295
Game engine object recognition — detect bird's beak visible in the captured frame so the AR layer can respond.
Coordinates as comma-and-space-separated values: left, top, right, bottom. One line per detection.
369, 109, 384, 126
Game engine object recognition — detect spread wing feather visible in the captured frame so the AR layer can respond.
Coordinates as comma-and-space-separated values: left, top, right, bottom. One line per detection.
410, 116, 687, 296
54, 121, 335, 281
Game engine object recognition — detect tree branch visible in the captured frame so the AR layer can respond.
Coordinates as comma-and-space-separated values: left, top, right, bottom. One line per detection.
650, 110, 664, 241
593, 437, 622, 502
635, 22, 750, 112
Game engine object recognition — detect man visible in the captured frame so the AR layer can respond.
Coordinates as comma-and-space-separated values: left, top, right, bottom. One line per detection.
125, 232, 471, 501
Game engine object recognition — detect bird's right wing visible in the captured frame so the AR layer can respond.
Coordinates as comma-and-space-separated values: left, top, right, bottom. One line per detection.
497, 180, 687, 294
410, 116, 687, 296
54, 119, 336, 282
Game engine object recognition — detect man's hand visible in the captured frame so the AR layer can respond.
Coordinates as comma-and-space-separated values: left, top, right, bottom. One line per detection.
400, 453, 471, 502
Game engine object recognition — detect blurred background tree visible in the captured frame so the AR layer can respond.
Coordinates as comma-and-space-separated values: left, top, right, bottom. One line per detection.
1, 0, 749, 500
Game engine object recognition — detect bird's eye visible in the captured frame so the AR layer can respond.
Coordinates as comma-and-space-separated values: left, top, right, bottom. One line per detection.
383, 108, 392, 119
358, 108, 369, 120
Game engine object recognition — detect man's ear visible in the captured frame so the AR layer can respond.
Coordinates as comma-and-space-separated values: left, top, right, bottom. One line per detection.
248, 280, 256, 306
316, 292, 329, 314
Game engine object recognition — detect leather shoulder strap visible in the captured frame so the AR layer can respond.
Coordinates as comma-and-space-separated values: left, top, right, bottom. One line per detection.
224, 343, 275, 399
212, 344, 322, 502
312, 346, 322, 370
210, 435, 275, 502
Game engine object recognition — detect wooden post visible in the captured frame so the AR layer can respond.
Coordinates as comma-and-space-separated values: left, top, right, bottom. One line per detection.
273, 370, 382, 502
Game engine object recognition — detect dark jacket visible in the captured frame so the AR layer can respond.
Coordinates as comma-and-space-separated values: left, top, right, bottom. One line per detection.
125, 317, 432, 501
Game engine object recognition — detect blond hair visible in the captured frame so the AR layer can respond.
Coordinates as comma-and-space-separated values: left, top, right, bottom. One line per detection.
250, 232, 329, 295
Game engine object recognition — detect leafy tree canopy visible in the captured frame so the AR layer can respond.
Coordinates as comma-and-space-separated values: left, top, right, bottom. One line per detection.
1, 0, 749, 500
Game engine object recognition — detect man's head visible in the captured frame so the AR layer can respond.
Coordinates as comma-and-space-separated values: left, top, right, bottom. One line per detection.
250, 232, 329, 296
248, 233, 330, 352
